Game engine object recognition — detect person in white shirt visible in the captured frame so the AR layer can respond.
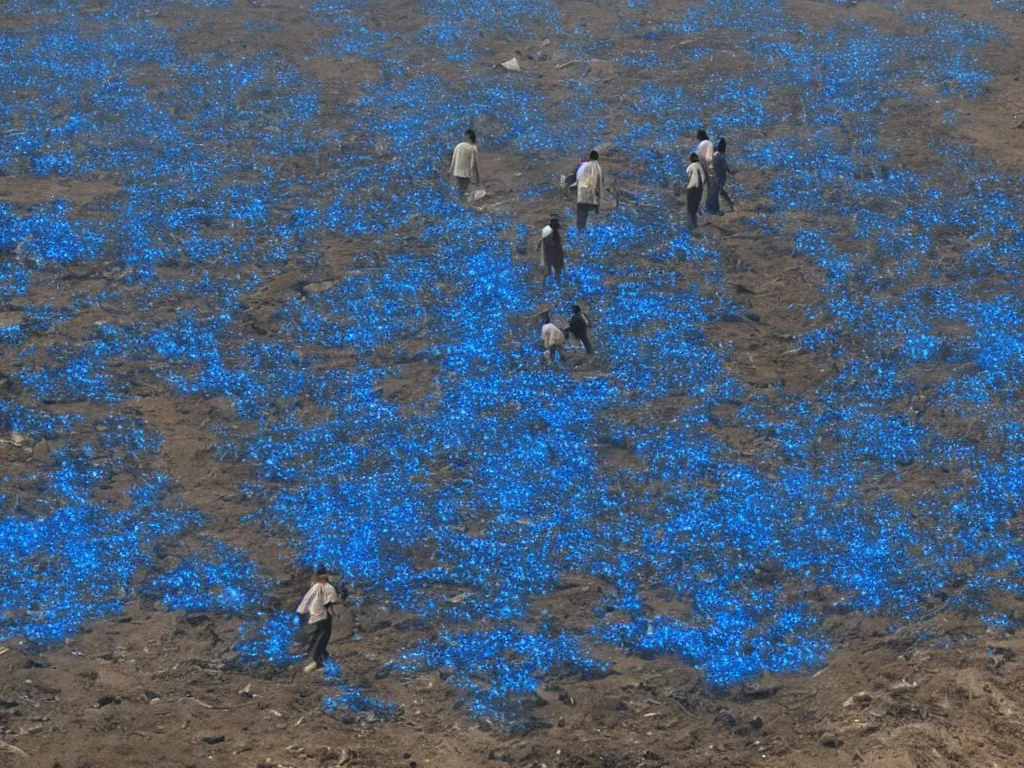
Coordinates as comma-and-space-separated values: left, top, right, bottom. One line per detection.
540, 311, 566, 362
685, 152, 706, 230
696, 129, 716, 213
575, 150, 603, 231
448, 129, 480, 195
296, 566, 342, 672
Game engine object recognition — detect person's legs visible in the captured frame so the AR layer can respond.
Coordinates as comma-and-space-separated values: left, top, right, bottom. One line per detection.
687, 187, 701, 228
456, 176, 469, 194
581, 331, 594, 354
698, 165, 709, 211
705, 176, 721, 214
721, 186, 734, 211
309, 616, 333, 666
576, 203, 589, 230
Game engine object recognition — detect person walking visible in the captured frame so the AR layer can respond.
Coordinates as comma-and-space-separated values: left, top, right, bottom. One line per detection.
565, 304, 593, 354
696, 129, 716, 213
448, 128, 480, 195
297, 566, 342, 672
575, 150, 603, 231
540, 311, 566, 363
713, 138, 735, 211
536, 216, 566, 283
685, 152, 706, 229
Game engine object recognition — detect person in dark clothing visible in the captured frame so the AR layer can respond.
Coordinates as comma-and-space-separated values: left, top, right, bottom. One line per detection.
713, 138, 736, 211
565, 304, 594, 354
536, 216, 566, 283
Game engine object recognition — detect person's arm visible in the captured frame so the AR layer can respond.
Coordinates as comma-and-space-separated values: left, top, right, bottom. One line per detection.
472, 150, 481, 183
296, 586, 313, 614
324, 584, 340, 616
447, 148, 456, 177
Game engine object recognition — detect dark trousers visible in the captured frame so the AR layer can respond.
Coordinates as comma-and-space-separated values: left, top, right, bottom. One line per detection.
704, 176, 722, 214
576, 203, 598, 230
568, 329, 594, 354
686, 186, 702, 229
455, 176, 470, 194
306, 616, 332, 666
720, 186, 734, 210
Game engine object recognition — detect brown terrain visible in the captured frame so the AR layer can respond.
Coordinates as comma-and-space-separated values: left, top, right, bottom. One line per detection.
2, 0, 1024, 767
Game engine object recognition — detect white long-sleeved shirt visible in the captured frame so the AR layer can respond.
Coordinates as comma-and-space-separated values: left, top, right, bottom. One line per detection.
541, 322, 565, 348
297, 581, 338, 623
575, 160, 603, 206
697, 139, 715, 167
449, 141, 479, 181
686, 162, 706, 189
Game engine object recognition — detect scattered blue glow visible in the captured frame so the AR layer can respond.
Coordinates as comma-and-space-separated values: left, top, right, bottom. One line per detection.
0, 0, 1021, 733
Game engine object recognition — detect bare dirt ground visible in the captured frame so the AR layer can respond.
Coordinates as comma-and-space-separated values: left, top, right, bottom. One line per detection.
3, 0, 1024, 767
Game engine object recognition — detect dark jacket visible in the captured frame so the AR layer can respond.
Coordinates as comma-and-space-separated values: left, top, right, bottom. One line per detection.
568, 311, 589, 339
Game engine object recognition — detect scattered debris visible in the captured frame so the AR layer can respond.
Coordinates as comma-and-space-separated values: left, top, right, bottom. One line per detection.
300, 280, 335, 295
741, 682, 779, 699
202, 735, 226, 744
843, 691, 873, 708
500, 57, 522, 72
820, 732, 843, 748
472, 189, 487, 201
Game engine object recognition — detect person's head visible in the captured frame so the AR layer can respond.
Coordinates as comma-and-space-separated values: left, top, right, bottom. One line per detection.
540, 311, 551, 324
464, 128, 477, 144
571, 304, 581, 314
696, 129, 709, 142
717, 138, 727, 153
313, 565, 332, 584
549, 215, 561, 231
589, 150, 599, 161
689, 152, 699, 162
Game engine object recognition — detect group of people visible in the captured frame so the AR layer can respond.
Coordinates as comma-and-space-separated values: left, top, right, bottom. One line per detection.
290, 132, 734, 670
446, 128, 735, 365
684, 129, 735, 229
448, 127, 734, 233
541, 305, 593, 362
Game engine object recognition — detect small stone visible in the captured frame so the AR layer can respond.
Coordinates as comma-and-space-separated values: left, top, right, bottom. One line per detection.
820, 732, 842, 748
202, 735, 225, 744
149, 698, 161, 705
843, 692, 872, 708
301, 281, 336, 295
96, 695, 117, 708
741, 682, 778, 699
500, 57, 522, 72
472, 189, 487, 201
31, 441, 50, 462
